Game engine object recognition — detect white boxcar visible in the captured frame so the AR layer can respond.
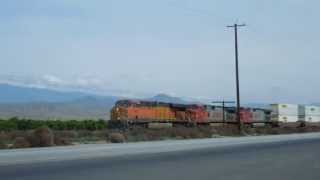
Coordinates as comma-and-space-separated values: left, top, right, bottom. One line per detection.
271, 104, 299, 116
303, 106, 320, 122
305, 106, 320, 116
271, 115, 299, 123
271, 104, 299, 122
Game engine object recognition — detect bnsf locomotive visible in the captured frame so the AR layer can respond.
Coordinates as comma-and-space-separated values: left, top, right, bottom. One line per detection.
110, 100, 273, 127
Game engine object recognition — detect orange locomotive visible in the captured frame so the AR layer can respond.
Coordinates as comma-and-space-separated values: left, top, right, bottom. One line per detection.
110, 100, 208, 125
111, 100, 176, 122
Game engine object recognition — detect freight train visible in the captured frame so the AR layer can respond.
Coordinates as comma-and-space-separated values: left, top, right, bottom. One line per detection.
110, 100, 274, 127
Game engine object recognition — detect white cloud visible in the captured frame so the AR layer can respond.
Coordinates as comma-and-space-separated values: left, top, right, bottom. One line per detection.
0, 74, 152, 98
42, 74, 65, 85
75, 77, 103, 87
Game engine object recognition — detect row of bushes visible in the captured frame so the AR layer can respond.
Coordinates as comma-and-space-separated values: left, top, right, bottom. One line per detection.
0, 117, 107, 131
0, 126, 73, 149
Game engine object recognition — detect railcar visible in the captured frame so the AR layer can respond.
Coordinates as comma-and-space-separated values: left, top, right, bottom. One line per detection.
110, 100, 280, 128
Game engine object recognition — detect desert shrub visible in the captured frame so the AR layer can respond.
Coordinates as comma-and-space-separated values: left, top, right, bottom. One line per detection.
242, 127, 257, 135
54, 130, 78, 139
197, 126, 213, 137
54, 135, 72, 146
213, 125, 240, 136
170, 127, 203, 139
77, 130, 94, 138
53, 131, 76, 146
109, 132, 125, 143
127, 133, 149, 142
127, 128, 153, 141
0, 131, 10, 142
171, 127, 190, 138
267, 128, 280, 135
297, 127, 308, 133
123, 126, 213, 142
92, 130, 108, 138
280, 127, 294, 134
12, 137, 31, 149
144, 129, 166, 141
28, 127, 54, 147
6, 130, 30, 142
124, 127, 149, 142
0, 140, 7, 149
74, 130, 106, 143
254, 127, 268, 134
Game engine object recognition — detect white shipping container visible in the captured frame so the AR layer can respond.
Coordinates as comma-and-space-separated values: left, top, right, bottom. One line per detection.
305, 106, 320, 116
271, 104, 299, 116
272, 115, 298, 123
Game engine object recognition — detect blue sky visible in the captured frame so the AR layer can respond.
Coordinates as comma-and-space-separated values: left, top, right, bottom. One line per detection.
0, 0, 319, 103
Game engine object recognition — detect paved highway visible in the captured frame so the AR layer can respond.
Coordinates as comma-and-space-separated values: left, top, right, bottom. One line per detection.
1, 133, 320, 180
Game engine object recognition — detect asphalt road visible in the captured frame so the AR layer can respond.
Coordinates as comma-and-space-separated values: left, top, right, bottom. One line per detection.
1, 133, 320, 180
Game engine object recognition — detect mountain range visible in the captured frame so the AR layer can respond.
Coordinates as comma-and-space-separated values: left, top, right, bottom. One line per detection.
0, 83, 293, 120
0, 84, 187, 119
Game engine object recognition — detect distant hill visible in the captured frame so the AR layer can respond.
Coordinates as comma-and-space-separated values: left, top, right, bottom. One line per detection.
146, 93, 189, 104
0, 83, 90, 103
0, 87, 196, 119
0, 96, 118, 120
3, 84, 275, 119
0, 84, 195, 119
0, 84, 277, 119
0, 84, 119, 119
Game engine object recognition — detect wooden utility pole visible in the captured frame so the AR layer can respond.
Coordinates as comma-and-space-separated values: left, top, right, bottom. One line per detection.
227, 23, 246, 131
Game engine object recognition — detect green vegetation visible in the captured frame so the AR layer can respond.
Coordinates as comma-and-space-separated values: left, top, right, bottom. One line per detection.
0, 117, 107, 131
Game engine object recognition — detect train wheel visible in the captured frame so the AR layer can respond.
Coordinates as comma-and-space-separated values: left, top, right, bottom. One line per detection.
297, 121, 306, 128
